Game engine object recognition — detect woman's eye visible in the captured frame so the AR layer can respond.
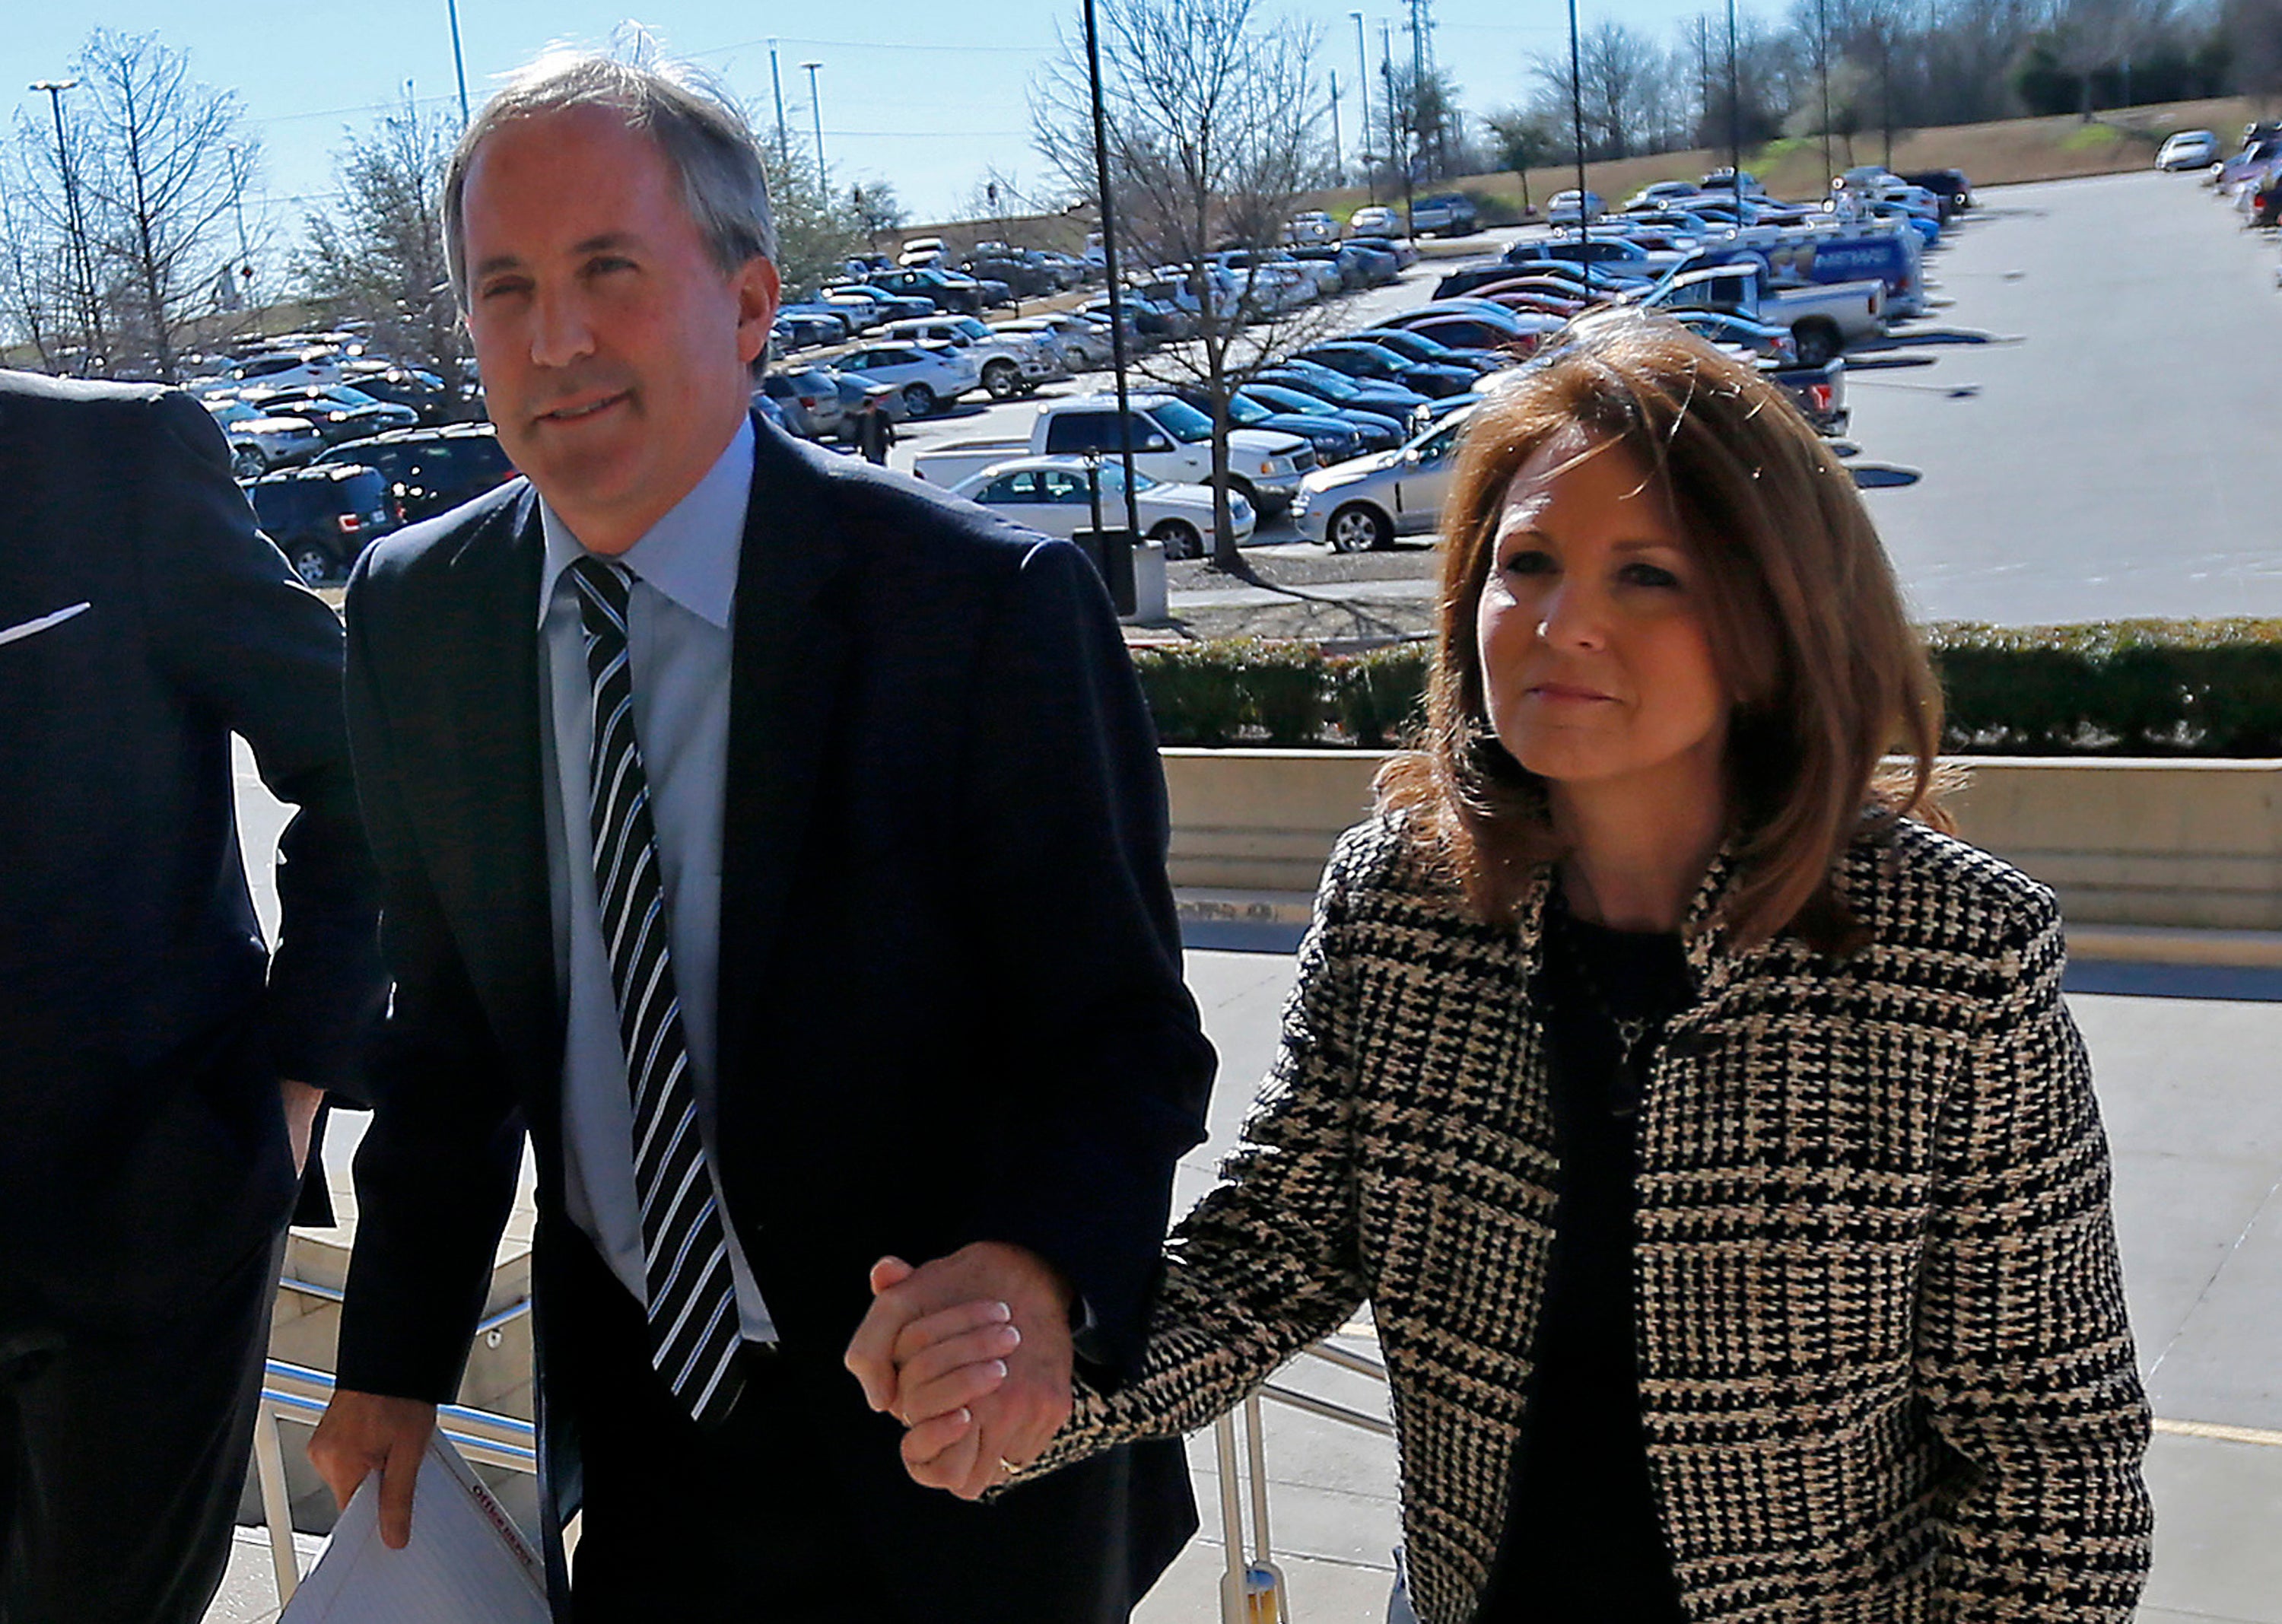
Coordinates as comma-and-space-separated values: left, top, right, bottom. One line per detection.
1501, 548, 1555, 576
1620, 561, 1681, 589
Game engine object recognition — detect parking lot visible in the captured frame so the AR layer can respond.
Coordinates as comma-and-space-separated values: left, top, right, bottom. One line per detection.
887, 167, 2281, 633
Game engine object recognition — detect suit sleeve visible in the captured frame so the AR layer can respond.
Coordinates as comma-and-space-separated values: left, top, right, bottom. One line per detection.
953, 539, 1216, 1384
332, 555, 526, 1403
138, 390, 384, 1096
1916, 891, 2154, 1618
1023, 841, 1370, 1472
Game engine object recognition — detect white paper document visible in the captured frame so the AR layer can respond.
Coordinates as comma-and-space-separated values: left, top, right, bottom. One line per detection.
279, 1434, 549, 1624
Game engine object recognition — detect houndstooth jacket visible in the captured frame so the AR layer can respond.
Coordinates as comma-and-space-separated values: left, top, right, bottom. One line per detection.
1033, 812, 2153, 1622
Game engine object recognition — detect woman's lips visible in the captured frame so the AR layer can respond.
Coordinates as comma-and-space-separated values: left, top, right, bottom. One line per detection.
1526, 682, 1613, 703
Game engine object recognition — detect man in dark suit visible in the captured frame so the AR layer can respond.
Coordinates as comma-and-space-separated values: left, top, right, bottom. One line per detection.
307, 52, 1214, 1620
0, 370, 383, 1622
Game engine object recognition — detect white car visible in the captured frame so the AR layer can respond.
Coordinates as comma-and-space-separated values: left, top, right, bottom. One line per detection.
1349, 205, 1400, 235
1545, 189, 1607, 224
830, 341, 981, 416
1621, 180, 1702, 212
879, 314, 1066, 399
1291, 404, 1474, 553
950, 456, 1251, 560
1284, 210, 1341, 245
2156, 129, 2219, 170
204, 398, 326, 477
993, 313, 1115, 371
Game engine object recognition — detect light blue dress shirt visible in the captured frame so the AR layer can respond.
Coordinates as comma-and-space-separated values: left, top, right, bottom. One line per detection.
536, 418, 775, 1342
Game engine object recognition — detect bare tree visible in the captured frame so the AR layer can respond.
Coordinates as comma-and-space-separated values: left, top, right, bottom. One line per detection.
848, 176, 906, 256
1031, 0, 1330, 570
296, 96, 469, 412
65, 30, 249, 381
759, 133, 863, 297
0, 139, 78, 370
1483, 105, 1557, 212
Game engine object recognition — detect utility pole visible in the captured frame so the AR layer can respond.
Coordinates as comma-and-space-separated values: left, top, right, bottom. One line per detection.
1330, 71, 1343, 184
1817, 0, 1834, 186
1082, 0, 1140, 540
30, 78, 97, 376
445, 0, 471, 125
800, 60, 826, 185
1350, 11, 1374, 205
1727, 0, 1743, 217
769, 42, 790, 161
1381, 24, 1413, 240
1566, 0, 1588, 259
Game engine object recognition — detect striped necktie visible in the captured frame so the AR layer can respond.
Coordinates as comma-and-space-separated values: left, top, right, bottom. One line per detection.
567, 555, 745, 1428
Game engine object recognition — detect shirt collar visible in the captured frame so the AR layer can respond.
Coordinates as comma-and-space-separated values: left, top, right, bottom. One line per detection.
537, 416, 753, 631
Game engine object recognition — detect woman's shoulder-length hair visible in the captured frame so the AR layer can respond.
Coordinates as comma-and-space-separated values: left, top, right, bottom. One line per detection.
1378, 308, 1947, 955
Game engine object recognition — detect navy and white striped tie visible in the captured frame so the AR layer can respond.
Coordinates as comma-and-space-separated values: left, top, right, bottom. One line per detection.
567, 556, 745, 1428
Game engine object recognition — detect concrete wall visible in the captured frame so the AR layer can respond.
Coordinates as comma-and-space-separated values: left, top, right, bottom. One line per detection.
1163, 749, 2282, 940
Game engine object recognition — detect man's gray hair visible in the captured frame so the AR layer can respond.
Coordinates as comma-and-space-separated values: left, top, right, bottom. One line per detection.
443, 49, 776, 308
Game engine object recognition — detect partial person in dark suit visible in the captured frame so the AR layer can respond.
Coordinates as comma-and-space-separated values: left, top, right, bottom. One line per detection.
306, 50, 1215, 1622
0, 370, 383, 1623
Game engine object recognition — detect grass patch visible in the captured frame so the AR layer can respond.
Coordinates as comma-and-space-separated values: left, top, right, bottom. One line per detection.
2061, 122, 2125, 152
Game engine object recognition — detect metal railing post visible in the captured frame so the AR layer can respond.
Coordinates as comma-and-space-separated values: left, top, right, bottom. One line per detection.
1214, 1412, 1249, 1624
251, 1400, 300, 1605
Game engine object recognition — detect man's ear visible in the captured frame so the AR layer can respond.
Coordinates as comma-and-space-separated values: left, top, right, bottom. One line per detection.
735, 256, 782, 370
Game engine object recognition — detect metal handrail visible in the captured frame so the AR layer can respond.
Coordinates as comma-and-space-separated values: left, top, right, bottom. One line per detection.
253, 1356, 538, 1607
1213, 1334, 1392, 1622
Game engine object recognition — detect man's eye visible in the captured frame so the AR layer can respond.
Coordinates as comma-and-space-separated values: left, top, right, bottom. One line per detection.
589, 256, 636, 275
478, 280, 529, 302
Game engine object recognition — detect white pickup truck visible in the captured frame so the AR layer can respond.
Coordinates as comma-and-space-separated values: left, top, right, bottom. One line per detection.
911, 392, 1317, 513
1642, 262, 1886, 365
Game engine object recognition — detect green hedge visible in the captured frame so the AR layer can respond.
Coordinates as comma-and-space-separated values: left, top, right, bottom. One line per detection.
1133, 621, 2282, 755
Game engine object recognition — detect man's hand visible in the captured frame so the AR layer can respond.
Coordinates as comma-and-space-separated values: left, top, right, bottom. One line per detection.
281, 1079, 323, 1176
307, 1390, 436, 1549
844, 1241, 1076, 1501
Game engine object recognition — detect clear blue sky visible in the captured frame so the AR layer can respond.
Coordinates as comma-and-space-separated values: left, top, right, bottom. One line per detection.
7, 0, 1750, 237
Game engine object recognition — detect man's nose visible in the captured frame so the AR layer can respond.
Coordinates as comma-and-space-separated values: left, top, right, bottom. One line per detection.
529, 288, 597, 369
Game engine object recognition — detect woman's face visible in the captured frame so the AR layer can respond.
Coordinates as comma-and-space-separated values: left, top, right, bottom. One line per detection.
1476, 426, 1730, 810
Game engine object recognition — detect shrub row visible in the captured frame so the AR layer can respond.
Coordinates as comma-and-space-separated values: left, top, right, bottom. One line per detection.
1133, 621, 2282, 755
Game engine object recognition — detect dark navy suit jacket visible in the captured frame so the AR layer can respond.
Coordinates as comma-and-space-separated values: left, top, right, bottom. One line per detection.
335, 415, 1214, 1621
0, 370, 382, 1335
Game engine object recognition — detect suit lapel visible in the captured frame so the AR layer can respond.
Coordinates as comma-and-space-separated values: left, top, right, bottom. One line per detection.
431, 490, 563, 1100
716, 421, 854, 1086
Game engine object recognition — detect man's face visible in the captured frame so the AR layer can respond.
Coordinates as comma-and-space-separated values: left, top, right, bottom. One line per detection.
459, 104, 779, 554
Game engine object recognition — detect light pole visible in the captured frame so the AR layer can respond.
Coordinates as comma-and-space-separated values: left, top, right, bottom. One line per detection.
445, 0, 470, 125
1082, 0, 1139, 542
1727, 0, 1743, 218
1330, 71, 1342, 185
1382, 23, 1413, 240
1566, 0, 1589, 261
800, 61, 827, 184
768, 42, 790, 160
1816, 0, 1833, 187
1350, 11, 1374, 204
30, 78, 97, 375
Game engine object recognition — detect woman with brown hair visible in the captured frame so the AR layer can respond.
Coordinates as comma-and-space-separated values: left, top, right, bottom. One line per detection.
860, 311, 2153, 1622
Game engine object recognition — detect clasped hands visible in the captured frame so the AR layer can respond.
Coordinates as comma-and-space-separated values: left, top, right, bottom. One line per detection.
844, 1241, 1078, 1501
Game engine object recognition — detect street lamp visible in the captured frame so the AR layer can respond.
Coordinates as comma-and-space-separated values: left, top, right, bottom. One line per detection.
30, 78, 97, 375
768, 42, 790, 160
1081, 0, 1140, 541
444, 0, 470, 126
799, 60, 826, 184
1350, 11, 1374, 204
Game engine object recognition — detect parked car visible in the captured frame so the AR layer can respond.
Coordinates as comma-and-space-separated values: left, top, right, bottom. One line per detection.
1699, 167, 1763, 193
758, 366, 849, 440
1378, 307, 1554, 357
866, 265, 993, 314
993, 312, 1115, 370
1254, 358, 1438, 427
338, 363, 454, 422
1669, 307, 1798, 365
1350, 326, 1508, 376
1621, 180, 1704, 212
777, 302, 861, 342
1239, 380, 1406, 446
1292, 404, 1475, 552
898, 236, 949, 266
1349, 204, 1400, 235
241, 462, 396, 584
965, 254, 1058, 299
227, 347, 346, 392
313, 422, 519, 525
239, 383, 419, 445
949, 456, 1249, 560
880, 313, 1066, 399
774, 310, 850, 349
830, 341, 982, 416
1284, 209, 1341, 244
822, 284, 936, 324
1168, 385, 1373, 466
1897, 167, 1974, 209
205, 398, 326, 477
1408, 193, 1479, 237
1295, 339, 1478, 399
2157, 130, 2220, 170
1333, 241, 1402, 285
1546, 189, 1608, 224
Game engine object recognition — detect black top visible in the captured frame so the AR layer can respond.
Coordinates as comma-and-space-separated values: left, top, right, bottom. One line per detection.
1475, 898, 1693, 1622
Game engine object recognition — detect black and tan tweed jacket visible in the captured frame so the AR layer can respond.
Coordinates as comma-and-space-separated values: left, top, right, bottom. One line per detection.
1038, 812, 2153, 1622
